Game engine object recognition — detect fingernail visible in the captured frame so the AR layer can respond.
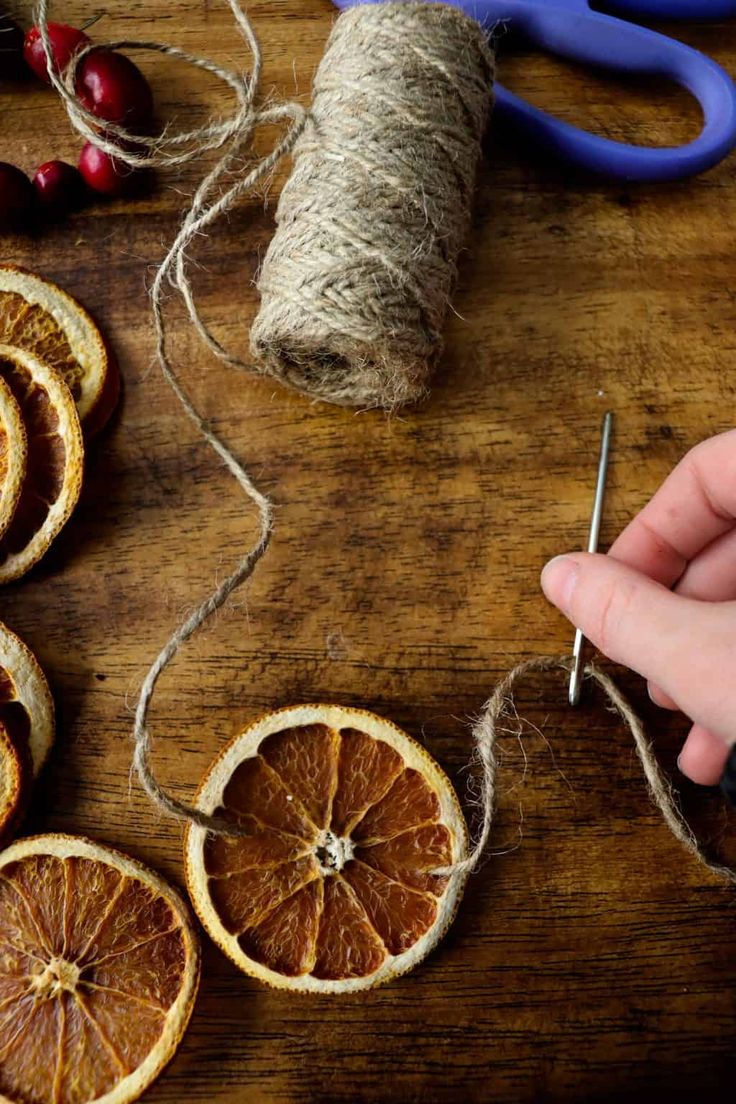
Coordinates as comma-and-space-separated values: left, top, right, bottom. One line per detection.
541, 555, 579, 614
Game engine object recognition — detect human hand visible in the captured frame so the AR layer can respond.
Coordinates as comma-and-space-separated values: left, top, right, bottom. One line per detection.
541, 429, 736, 787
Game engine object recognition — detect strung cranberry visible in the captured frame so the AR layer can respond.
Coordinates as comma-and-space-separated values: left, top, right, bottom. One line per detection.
33, 161, 86, 214
77, 50, 153, 131
0, 163, 34, 229
0, 15, 26, 80
78, 141, 136, 197
23, 22, 90, 84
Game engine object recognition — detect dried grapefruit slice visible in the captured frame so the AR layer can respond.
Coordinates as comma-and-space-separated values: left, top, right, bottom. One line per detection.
0, 724, 28, 844
0, 834, 200, 1104
0, 621, 55, 776
0, 344, 84, 583
0, 375, 26, 541
0, 264, 119, 435
185, 704, 468, 993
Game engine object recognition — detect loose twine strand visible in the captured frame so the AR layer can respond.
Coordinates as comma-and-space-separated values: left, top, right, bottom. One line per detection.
38, 2, 734, 884
438, 655, 736, 883
37, 0, 309, 836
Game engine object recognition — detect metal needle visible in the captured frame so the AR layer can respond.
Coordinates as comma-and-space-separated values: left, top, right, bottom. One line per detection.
568, 411, 614, 708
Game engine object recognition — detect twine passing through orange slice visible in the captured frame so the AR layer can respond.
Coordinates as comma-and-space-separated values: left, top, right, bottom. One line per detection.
0, 265, 119, 436
185, 704, 468, 993
0, 375, 26, 541
0, 620, 55, 777
0, 344, 84, 584
0, 723, 29, 845
0, 834, 200, 1104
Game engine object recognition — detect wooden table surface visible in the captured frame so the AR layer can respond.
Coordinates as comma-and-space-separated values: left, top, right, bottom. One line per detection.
3, 3, 736, 1101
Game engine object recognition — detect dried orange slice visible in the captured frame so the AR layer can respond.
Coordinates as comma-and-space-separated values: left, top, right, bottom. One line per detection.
0, 375, 26, 541
0, 621, 55, 776
185, 704, 468, 993
0, 724, 28, 844
0, 264, 119, 435
0, 834, 200, 1104
0, 344, 84, 584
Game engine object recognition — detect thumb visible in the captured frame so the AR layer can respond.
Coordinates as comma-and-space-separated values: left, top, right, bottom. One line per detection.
541, 552, 736, 743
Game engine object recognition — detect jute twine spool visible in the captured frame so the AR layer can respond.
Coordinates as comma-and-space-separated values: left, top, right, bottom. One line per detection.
250, 2, 495, 409
39, 0, 736, 888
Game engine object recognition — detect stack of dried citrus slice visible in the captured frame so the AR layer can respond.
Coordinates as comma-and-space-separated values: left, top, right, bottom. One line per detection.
186, 704, 468, 992
0, 264, 119, 583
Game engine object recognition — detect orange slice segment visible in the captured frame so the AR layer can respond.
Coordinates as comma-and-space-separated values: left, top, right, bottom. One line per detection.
356, 823, 452, 896
0, 344, 84, 583
0, 620, 55, 776
0, 265, 119, 434
0, 723, 28, 844
0, 834, 200, 1104
185, 704, 468, 993
0, 376, 26, 542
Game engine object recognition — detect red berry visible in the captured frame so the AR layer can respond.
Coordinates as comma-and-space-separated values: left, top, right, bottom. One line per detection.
78, 142, 135, 197
0, 16, 26, 80
33, 161, 86, 214
23, 23, 90, 84
77, 50, 153, 131
0, 163, 34, 229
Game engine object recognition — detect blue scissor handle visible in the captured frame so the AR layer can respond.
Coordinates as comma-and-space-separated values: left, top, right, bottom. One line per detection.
607, 0, 736, 19
330, 0, 736, 182
488, 1, 736, 180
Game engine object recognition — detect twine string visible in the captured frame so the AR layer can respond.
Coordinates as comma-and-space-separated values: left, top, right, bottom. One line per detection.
37, 0, 308, 836
440, 655, 736, 884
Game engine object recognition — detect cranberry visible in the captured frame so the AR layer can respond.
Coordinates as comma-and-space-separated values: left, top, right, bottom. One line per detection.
78, 141, 136, 197
23, 23, 90, 84
0, 16, 26, 80
77, 50, 153, 131
0, 163, 34, 229
33, 161, 86, 214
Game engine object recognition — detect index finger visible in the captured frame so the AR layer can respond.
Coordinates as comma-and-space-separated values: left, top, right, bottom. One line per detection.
608, 429, 736, 587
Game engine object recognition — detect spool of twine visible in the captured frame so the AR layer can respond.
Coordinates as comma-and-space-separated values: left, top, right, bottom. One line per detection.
250, 2, 495, 409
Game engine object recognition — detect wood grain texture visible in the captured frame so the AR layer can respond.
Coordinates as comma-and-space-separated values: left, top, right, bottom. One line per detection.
2, 3, 736, 1101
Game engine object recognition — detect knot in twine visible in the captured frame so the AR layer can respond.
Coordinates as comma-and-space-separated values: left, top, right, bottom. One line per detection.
250, 2, 495, 409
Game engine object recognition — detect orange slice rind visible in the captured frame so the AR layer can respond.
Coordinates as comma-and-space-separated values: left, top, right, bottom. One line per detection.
0, 344, 84, 584
0, 833, 200, 1104
0, 264, 119, 434
0, 723, 28, 844
0, 620, 55, 776
185, 704, 468, 994
0, 374, 26, 541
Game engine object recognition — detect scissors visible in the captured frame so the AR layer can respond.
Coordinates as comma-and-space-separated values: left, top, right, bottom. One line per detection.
331, 0, 736, 182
